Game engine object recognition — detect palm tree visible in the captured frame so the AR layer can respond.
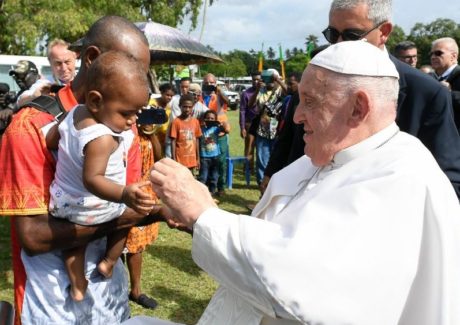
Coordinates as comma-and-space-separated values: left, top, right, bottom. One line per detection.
267, 46, 275, 60
305, 34, 319, 49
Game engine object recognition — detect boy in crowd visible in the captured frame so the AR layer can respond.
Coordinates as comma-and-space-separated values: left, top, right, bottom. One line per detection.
170, 93, 202, 173
198, 110, 230, 196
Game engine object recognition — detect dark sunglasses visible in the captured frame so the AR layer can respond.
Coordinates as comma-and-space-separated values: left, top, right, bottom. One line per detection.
429, 50, 444, 57
322, 21, 385, 44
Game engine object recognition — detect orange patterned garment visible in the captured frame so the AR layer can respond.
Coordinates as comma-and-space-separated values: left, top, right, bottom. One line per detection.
125, 133, 160, 253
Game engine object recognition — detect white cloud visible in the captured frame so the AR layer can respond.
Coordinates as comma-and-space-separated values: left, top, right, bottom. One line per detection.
180, 0, 460, 53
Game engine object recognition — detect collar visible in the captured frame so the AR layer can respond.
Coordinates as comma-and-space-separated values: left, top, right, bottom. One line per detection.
57, 83, 78, 111
332, 123, 400, 167
437, 64, 458, 79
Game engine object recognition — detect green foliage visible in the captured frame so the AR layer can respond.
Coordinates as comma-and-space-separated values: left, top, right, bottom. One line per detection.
305, 34, 319, 49
201, 56, 247, 78
0, 0, 210, 55
266, 46, 275, 60
286, 53, 308, 76
386, 24, 406, 54
409, 18, 460, 66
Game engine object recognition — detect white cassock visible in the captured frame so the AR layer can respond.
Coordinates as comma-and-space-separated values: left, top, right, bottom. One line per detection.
191, 123, 460, 325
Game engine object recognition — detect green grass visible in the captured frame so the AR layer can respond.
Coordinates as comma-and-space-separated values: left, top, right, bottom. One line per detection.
0, 109, 260, 324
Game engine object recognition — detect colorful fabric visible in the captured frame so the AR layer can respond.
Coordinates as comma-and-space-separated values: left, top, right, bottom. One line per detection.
200, 125, 221, 158
125, 134, 160, 254
256, 88, 282, 140
170, 117, 202, 168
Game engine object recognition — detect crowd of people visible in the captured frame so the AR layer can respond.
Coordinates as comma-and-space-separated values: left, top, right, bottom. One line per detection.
0, 0, 460, 324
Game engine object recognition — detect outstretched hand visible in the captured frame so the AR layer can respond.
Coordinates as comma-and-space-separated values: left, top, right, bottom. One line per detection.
150, 158, 216, 228
122, 181, 157, 215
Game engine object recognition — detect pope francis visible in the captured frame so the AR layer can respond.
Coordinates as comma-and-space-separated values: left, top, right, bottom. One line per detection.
147, 41, 460, 325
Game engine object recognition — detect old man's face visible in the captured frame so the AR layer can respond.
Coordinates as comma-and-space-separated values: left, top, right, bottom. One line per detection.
293, 66, 352, 166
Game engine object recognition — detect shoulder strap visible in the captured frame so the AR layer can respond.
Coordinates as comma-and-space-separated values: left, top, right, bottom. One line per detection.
20, 94, 67, 121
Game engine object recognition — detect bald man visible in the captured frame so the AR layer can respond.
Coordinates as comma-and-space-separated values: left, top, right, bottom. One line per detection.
0, 16, 163, 324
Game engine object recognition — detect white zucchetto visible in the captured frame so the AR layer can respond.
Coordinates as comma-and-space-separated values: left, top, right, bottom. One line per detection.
311, 40, 399, 79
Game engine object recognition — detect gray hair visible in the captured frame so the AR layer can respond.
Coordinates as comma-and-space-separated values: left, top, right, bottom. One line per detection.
330, 0, 392, 25
432, 37, 459, 56
47, 39, 71, 59
329, 70, 399, 109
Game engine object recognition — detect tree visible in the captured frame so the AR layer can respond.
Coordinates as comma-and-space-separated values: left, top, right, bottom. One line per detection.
285, 53, 307, 76
0, 0, 215, 55
266, 46, 275, 60
386, 24, 406, 54
200, 56, 246, 78
305, 34, 319, 49
409, 18, 460, 66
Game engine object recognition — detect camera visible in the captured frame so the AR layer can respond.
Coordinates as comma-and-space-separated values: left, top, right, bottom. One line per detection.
137, 106, 168, 125
202, 84, 217, 93
204, 120, 220, 128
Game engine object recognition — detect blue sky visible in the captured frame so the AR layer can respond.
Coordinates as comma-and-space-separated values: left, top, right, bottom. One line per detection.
180, 0, 460, 53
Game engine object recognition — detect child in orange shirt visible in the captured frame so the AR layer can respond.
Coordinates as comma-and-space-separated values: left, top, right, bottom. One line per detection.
170, 93, 202, 172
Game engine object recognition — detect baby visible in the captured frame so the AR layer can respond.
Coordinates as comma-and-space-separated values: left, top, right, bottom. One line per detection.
46, 51, 155, 301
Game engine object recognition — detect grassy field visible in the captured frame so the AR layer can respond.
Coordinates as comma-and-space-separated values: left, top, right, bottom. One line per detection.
0, 109, 260, 324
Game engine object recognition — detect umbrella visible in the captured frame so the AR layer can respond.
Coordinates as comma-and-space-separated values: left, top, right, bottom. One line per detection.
135, 20, 223, 65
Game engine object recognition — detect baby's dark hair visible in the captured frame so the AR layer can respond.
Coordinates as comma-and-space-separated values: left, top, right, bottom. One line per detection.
86, 50, 148, 96
179, 93, 194, 106
203, 110, 217, 120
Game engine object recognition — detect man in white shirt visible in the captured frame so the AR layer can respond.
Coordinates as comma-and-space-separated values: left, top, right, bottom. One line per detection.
149, 41, 460, 325
16, 39, 77, 107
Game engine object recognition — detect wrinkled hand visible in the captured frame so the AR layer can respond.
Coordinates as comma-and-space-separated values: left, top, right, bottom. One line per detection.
160, 205, 193, 234
122, 181, 157, 215
150, 158, 216, 228
33, 83, 52, 97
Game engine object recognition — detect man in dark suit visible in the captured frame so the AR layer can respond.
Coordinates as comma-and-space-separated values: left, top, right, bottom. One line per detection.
430, 37, 460, 130
319, 0, 460, 200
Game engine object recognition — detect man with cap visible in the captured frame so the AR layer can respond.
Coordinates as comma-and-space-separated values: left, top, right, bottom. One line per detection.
9, 60, 40, 96
324, 0, 460, 200
0, 60, 41, 126
149, 41, 460, 325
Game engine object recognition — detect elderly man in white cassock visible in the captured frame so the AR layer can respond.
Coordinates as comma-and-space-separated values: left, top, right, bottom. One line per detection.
147, 41, 460, 325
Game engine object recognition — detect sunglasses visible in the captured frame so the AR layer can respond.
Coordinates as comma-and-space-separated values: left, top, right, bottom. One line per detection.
322, 21, 385, 44
429, 50, 444, 57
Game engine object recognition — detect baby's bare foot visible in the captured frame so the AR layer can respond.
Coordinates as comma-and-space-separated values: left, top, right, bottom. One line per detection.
97, 258, 115, 278
70, 279, 88, 301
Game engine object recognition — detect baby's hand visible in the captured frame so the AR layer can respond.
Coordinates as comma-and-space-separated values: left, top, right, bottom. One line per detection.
122, 181, 157, 215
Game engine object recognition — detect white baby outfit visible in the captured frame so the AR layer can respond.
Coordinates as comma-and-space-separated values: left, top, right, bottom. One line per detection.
50, 105, 134, 225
